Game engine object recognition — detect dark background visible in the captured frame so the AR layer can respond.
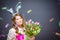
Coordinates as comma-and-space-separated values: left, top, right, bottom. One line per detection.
0, 0, 60, 40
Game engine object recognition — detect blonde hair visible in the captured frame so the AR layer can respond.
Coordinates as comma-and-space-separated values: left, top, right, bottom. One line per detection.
12, 13, 25, 33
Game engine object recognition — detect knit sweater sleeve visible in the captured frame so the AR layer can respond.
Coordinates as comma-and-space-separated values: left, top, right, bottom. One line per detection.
7, 28, 16, 40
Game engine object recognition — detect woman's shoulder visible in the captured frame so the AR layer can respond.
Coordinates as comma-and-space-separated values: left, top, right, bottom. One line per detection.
9, 28, 16, 32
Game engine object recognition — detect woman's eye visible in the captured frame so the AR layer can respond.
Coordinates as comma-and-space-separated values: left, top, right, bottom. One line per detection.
16, 18, 22, 20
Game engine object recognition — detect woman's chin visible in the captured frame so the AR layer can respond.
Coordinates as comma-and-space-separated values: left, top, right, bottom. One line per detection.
18, 23, 22, 25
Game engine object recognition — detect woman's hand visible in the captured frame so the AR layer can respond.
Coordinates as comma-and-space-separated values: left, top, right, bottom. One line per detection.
30, 36, 35, 40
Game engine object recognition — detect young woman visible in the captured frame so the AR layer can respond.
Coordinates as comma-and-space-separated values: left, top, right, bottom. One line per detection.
7, 13, 26, 40
7, 13, 35, 40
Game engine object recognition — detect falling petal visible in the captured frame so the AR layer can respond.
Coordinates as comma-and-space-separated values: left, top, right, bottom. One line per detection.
58, 21, 60, 27
1, 34, 5, 37
49, 18, 54, 22
0, 34, 5, 38
2, 7, 7, 10
0, 17, 3, 20
27, 9, 32, 14
55, 32, 60, 36
5, 23, 9, 28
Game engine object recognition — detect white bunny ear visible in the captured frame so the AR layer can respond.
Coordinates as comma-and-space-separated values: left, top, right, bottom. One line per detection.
16, 2, 22, 13
2, 7, 14, 15
7, 8, 14, 15
2, 2, 22, 16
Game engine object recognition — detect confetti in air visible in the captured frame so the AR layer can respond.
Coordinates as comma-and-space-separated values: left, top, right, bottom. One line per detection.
5, 23, 9, 28
1, 34, 5, 37
0, 34, 5, 38
2, 7, 14, 15
0, 17, 3, 20
27, 9, 32, 14
58, 21, 60, 27
55, 32, 60, 36
49, 18, 54, 22
2, 7, 7, 10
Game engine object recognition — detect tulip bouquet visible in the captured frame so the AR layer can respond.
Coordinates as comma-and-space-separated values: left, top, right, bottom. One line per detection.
25, 19, 41, 37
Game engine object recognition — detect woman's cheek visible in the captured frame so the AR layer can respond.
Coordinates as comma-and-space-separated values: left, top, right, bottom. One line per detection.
15, 19, 23, 25
15, 20, 19, 24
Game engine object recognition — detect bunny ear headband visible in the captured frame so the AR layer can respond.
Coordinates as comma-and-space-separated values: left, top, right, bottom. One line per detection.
2, 2, 22, 16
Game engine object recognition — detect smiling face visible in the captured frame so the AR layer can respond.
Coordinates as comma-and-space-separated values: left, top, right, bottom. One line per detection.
15, 16, 23, 25
12, 14, 25, 27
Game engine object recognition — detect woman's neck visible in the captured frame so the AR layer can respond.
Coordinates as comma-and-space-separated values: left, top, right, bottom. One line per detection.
18, 25, 23, 28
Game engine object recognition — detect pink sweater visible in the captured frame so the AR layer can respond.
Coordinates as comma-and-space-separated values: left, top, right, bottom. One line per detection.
16, 34, 25, 40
